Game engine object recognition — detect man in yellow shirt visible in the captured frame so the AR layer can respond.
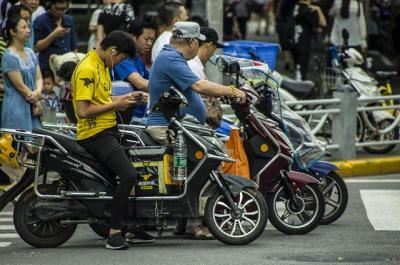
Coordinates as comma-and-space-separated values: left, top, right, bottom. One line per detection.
71, 30, 145, 250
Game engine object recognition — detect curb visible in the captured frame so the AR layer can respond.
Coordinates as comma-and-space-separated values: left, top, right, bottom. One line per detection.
333, 156, 400, 177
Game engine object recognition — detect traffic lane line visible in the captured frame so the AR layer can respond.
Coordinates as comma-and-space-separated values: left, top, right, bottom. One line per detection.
360, 189, 400, 231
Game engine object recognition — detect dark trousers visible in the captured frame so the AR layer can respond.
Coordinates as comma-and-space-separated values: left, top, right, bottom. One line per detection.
79, 127, 137, 230
294, 52, 311, 80
237, 17, 248, 40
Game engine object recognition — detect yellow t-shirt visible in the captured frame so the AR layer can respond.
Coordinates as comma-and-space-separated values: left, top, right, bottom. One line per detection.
71, 50, 116, 140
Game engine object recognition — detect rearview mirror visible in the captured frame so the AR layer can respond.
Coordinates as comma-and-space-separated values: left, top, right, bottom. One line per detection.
229, 61, 241, 74
216, 57, 228, 73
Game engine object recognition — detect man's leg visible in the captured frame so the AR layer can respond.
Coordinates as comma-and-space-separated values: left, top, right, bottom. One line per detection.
79, 128, 137, 249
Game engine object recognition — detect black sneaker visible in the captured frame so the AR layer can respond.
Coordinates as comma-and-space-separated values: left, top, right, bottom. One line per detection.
106, 233, 129, 250
125, 230, 155, 244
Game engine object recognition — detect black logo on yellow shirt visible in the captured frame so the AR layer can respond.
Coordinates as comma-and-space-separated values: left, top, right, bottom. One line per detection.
80, 78, 95, 88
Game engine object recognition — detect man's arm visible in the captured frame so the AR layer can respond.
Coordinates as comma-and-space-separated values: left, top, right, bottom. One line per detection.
191, 79, 246, 103
75, 94, 137, 119
126, 72, 149, 92
35, 25, 71, 52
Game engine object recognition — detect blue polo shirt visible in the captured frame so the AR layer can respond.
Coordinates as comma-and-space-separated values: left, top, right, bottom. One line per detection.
146, 45, 204, 126
33, 12, 77, 71
114, 56, 148, 118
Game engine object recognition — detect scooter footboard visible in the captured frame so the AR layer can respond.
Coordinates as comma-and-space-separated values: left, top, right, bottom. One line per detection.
286, 171, 322, 186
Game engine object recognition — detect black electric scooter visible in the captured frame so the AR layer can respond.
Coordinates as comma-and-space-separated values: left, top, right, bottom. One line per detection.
0, 87, 267, 248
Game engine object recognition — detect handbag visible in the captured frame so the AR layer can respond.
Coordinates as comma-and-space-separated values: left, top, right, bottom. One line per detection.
221, 129, 250, 179
204, 97, 223, 129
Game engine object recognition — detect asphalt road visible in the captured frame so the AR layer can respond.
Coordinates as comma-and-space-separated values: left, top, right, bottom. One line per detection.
0, 175, 399, 265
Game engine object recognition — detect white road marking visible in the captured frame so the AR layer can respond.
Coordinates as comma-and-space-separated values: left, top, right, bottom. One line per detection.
0, 225, 15, 230
0, 242, 12, 247
0, 212, 12, 216
0, 218, 12, 222
0, 233, 19, 239
360, 189, 400, 231
346, 179, 400, 183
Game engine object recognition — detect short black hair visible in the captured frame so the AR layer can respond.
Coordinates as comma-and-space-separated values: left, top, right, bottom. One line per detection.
42, 70, 55, 82
125, 16, 158, 38
189, 15, 208, 27
100, 30, 136, 58
48, 0, 70, 5
159, 1, 184, 27
6, 4, 31, 19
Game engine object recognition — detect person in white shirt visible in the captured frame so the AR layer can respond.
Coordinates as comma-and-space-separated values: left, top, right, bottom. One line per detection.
330, 0, 367, 49
87, 0, 111, 51
188, 27, 224, 80
151, 1, 188, 63
19, 0, 44, 22
186, 27, 225, 239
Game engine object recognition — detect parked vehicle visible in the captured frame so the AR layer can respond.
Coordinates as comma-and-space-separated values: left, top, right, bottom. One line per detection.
212, 57, 326, 234
211, 54, 348, 225
0, 87, 268, 248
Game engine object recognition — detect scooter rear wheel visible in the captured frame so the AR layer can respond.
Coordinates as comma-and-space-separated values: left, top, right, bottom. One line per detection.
266, 183, 324, 235
14, 185, 77, 248
204, 187, 267, 245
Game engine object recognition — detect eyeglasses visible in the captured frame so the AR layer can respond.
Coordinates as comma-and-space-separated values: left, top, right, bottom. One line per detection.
54, 5, 69, 12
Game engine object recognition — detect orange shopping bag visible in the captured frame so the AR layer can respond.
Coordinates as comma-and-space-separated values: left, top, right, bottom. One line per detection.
221, 129, 250, 179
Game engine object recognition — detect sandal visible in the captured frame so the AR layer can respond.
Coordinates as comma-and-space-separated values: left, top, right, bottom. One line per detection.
188, 225, 214, 240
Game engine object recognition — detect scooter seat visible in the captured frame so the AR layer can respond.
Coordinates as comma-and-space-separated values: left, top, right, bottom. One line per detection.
281, 76, 315, 97
119, 126, 160, 146
375, 71, 398, 79
32, 128, 97, 161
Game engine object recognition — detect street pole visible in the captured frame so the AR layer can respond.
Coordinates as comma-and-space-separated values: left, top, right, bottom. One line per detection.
205, 0, 224, 83
331, 87, 358, 160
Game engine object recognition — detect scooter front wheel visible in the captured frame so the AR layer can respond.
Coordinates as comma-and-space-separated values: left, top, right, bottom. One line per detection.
266, 183, 324, 235
204, 187, 267, 245
14, 185, 77, 248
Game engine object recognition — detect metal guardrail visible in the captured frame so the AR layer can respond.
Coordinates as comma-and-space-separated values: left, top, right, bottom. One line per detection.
284, 93, 400, 159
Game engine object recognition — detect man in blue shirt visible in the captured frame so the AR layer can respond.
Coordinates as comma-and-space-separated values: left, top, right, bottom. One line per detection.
33, 0, 76, 72
113, 16, 157, 123
146, 21, 246, 144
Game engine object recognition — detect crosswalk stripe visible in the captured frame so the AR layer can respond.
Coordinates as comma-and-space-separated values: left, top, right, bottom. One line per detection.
0, 242, 12, 247
0, 218, 12, 222
360, 189, 400, 231
0, 234, 19, 239
346, 179, 400, 183
0, 212, 12, 216
0, 225, 15, 230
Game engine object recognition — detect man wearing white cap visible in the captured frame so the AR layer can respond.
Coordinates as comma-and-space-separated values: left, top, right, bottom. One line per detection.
146, 21, 246, 143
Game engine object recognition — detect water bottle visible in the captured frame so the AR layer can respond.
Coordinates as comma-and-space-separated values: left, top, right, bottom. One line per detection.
173, 130, 187, 181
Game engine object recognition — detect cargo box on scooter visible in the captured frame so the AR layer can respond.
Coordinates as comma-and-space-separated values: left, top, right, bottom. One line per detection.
128, 146, 177, 196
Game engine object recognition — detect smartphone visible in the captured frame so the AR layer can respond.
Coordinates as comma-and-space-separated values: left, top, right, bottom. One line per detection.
61, 20, 72, 29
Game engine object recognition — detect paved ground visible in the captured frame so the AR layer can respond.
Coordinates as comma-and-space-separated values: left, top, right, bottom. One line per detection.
0, 174, 399, 265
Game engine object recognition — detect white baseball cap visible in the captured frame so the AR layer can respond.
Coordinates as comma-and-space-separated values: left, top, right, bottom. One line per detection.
173, 21, 206, 41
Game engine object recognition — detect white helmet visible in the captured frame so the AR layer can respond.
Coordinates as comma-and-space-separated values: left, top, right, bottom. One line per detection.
344, 48, 364, 67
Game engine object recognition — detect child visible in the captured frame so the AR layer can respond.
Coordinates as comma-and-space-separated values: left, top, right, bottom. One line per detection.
41, 70, 61, 124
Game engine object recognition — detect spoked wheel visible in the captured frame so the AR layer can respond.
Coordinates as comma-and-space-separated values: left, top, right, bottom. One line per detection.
204, 188, 267, 245
319, 172, 348, 225
13, 185, 77, 248
266, 183, 324, 235
362, 118, 399, 154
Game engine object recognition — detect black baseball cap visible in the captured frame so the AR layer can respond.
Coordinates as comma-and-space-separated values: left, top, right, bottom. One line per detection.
200, 27, 224, 48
